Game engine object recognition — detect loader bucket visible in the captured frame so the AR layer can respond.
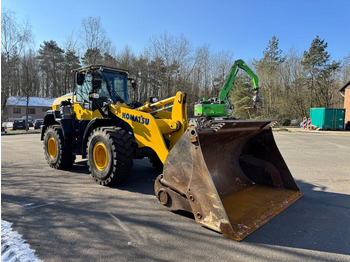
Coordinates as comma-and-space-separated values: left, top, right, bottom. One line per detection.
154, 119, 302, 241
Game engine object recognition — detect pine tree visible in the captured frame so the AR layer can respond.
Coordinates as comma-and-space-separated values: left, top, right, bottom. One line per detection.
81, 48, 103, 65
254, 35, 284, 118
302, 36, 340, 107
63, 50, 80, 94
37, 40, 64, 97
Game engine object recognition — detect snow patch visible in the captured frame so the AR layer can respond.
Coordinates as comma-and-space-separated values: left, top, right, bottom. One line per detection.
1, 219, 41, 262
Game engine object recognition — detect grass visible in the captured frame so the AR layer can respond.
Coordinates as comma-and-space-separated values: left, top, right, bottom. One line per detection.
273, 127, 290, 132
3, 129, 41, 135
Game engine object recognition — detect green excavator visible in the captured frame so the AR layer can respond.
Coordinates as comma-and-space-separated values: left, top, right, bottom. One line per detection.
194, 59, 263, 117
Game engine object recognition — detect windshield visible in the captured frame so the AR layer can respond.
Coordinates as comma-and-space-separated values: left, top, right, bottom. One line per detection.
100, 70, 129, 105
76, 69, 129, 105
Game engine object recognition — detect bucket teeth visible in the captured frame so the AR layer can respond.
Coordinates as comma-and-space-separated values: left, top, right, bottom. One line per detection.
155, 119, 302, 241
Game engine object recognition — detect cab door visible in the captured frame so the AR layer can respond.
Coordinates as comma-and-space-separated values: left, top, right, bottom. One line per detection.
74, 70, 102, 120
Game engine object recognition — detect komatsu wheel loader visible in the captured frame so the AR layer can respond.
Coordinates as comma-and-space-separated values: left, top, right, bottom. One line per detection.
41, 65, 302, 241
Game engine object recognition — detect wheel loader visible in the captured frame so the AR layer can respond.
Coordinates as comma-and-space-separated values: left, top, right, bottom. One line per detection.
41, 65, 302, 241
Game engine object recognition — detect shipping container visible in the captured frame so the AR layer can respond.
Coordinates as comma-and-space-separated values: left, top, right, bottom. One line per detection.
310, 108, 345, 130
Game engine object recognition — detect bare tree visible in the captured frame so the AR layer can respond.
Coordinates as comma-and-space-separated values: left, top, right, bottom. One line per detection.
80, 16, 111, 65
211, 50, 234, 97
63, 30, 80, 54
147, 32, 193, 98
193, 45, 211, 98
116, 45, 136, 69
342, 53, 350, 84
279, 48, 308, 118
21, 49, 40, 130
1, 8, 32, 120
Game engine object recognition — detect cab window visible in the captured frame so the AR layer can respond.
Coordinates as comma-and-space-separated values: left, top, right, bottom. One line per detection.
76, 71, 92, 105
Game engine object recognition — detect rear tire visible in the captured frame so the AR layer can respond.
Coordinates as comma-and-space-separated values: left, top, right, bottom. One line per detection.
87, 127, 134, 186
43, 125, 76, 169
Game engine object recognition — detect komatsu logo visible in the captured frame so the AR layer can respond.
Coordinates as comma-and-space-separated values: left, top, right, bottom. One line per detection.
122, 112, 150, 125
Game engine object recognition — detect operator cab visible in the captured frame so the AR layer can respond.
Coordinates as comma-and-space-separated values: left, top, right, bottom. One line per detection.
74, 65, 132, 110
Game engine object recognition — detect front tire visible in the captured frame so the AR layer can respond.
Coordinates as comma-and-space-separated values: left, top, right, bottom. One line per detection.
43, 125, 76, 169
87, 127, 134, 186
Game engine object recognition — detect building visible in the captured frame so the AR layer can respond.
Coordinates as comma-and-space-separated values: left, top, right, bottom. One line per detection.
5, 96, 55, 121
339, 80, 350, 125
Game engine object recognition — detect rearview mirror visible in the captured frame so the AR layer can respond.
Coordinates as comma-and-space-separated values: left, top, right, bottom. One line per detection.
128, 78, 137, 90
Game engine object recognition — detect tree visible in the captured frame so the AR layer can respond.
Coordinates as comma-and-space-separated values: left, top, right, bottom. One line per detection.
21, 50, 40, 130
63, 50, 80, 94
63, 30, 79, 56
132, 54, 151, 102
302, 36, 341, 108
80, 16, 111, 59
316, 60, 341, 107
341, 53, 350, 84
230, 74, 255, 118
193, 45, 211, 100
37, 40, 65, 97
211, 51, 234, 97
255, 36, 285, 118
1, 9, 32, 120
261, 35, 285, 66
116, 45, 136, 70
103, 52, 118, 67
302, 35, 331, 107
147, 32, 193, 98
81, 48, 103, 65
279, 48, 309, 118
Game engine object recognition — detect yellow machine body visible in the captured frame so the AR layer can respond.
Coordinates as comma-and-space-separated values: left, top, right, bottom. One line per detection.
52, 91, 188, 164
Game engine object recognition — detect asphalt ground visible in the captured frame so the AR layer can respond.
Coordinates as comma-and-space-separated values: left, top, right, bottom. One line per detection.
1, 131, 350, 262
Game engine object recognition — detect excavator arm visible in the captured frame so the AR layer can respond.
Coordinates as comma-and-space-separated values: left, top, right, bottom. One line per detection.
218, 59, 259, 101
194, 59, 262, 117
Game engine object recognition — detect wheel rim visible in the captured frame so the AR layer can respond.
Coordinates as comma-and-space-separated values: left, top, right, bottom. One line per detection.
93, 142, 108, 171
47, 137, 57, 158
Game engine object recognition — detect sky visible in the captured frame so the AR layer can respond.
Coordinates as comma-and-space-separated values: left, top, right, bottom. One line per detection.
2, 0, 350, 62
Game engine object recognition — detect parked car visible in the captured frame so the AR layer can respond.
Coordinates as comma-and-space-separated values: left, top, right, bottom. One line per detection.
21, 116, 33, 127
33, 119, 43, 130
12, 119, 26, 130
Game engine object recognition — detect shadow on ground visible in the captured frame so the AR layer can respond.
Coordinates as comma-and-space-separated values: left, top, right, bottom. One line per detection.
245, 179, 350, 255
42, 159, 350, 255
72, 158, 160, 195
62, 160, 350, 255
2, 157, 349, 260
